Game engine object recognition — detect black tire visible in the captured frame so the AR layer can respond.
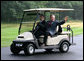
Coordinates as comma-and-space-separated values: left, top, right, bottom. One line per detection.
10, 43, 20, 55
24, 43, 35, 55
59, 42, 69, 53
45, 49, 52, 52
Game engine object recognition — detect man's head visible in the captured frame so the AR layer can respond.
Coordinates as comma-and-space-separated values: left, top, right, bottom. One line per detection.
40, 14, 45, 21
50, 14, 55, 21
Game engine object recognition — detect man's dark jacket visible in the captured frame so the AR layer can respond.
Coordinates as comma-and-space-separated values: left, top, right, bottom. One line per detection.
47, 20, 65, 36
35, 20, 47, 32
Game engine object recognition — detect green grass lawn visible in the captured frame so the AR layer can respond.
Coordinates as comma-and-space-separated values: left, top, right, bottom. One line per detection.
1, 21, 83, 47
1, 24, 19, 47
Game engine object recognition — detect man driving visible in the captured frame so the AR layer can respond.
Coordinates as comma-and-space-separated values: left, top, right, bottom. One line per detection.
34, 14, 47, 46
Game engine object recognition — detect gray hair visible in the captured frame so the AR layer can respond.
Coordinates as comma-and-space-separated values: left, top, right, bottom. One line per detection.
50, 14, 55, 18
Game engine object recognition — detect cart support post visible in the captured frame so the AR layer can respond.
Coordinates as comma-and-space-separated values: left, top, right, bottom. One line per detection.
71, 29, 73, 44
18, 12, 25, 35
67, 25, 73, 44
32, 11, 39, 33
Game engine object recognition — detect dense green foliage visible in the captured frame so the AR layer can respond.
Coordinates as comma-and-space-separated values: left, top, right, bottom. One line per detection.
1, 1, 83, 23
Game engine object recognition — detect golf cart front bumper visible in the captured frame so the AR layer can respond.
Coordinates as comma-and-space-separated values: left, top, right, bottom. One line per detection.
13, 39, 35, 47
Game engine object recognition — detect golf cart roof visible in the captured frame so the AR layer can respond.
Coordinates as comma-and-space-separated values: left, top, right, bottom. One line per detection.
23, 8, 74, 12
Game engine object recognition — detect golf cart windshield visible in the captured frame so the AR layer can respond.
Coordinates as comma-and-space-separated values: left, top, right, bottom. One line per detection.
19, 11, 38, 34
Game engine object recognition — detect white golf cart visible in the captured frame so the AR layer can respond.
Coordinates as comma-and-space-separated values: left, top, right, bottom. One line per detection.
10, 8, 75, 55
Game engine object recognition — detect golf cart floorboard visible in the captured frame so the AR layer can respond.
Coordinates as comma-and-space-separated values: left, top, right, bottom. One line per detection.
39, 45, 59, 49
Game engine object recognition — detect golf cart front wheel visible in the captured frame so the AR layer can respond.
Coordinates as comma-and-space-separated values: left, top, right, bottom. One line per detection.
10, 43, 20, 55
59, 42, 69, 53
24, 43, 35, 55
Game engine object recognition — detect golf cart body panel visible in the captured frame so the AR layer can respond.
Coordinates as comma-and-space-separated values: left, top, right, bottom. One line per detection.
16, 32, 34, 40
47, 35, 68, 45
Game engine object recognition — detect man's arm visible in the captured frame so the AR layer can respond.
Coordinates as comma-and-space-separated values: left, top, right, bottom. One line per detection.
64, 16, 68, 22
56, 20, 65, 25
56, 16, 68, 25
38, 21, 47, 28
35, 22, 40, 30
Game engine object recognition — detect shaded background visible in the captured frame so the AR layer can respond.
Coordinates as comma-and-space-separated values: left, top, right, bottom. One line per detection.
1, 1, 83, 23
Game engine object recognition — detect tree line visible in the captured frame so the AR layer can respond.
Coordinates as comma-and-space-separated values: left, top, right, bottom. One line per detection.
1, 1, 83, 23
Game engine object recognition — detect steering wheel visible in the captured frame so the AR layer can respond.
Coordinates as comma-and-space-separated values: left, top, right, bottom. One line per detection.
33, 25, 40, 34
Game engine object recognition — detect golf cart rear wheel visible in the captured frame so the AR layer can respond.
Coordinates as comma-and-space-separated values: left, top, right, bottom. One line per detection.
59, 42, 69, 53
24, 43, 35, 55
10, 43, 20, 55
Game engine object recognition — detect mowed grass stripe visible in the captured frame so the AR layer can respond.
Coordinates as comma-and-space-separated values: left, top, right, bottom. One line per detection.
1, 21, 83, 47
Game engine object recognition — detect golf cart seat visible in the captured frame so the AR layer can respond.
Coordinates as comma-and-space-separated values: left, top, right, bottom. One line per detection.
39, 31, 70, 45
39, 31, 71, 38
39, 25, 71, 38
54, 25, 71, 35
